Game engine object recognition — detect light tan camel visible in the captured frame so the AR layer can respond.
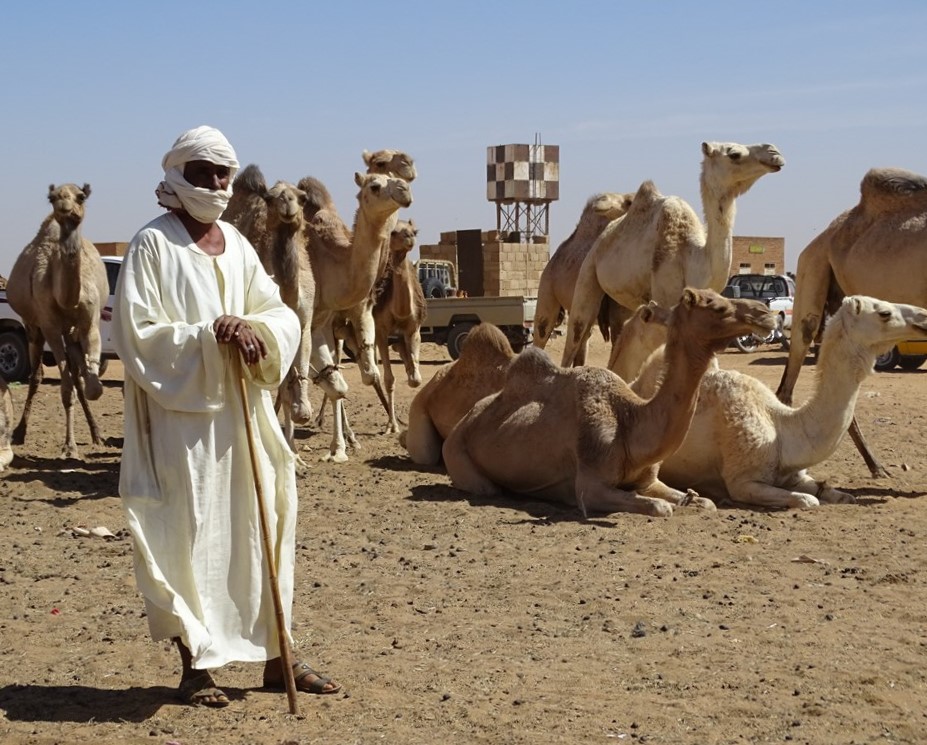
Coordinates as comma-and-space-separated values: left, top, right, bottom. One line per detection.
362, 149, 417, 183
560, 141, 785, 367
0, 377, 13, 471
776, 167, 927, 477
373, 219, 427, 433
442, 289, 775, 517
401, 322, 516, 465
305, 171, 413, 461
222, 164, 347, 454
634, 296, 927, 509
605, 301, 671, 381
533, 192, 635, 365
7, 183, 109, 458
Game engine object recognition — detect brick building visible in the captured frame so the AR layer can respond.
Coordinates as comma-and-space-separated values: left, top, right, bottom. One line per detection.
730, 235, 786, 275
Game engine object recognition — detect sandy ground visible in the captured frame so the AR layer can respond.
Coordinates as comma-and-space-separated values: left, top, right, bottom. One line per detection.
1, 333, 926, 745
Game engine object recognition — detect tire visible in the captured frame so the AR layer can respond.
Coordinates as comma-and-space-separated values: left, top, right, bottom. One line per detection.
898, 354, 927, 371
734, 334, 760, 353
874, 346, 900, 372
446, 322, 476, 360
0, 330, 30, 382
422, 279, 446, 299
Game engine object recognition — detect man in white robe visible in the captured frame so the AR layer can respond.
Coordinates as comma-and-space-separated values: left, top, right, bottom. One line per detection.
114, 125, 341, 706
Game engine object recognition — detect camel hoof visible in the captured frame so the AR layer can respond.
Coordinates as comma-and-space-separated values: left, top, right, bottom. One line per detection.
322, 451, 349, 464
85, 377, 103, 400
793, 494, 821, 509
408, 374, 422, 388
646, 500, 675, 518
60, 447, 81, 460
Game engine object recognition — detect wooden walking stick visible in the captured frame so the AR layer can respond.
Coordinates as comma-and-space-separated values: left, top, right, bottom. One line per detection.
236, 356, 299, 715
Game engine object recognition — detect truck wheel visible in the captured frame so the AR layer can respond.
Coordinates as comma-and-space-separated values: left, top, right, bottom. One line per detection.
0, 330, 30, 382
422, 279, 446, 299
447, 322, 476, 360
874, 347, 900, 372
898, 354, 927, 371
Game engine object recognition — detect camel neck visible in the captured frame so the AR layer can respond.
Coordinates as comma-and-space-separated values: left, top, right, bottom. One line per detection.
699, 176, 736, 292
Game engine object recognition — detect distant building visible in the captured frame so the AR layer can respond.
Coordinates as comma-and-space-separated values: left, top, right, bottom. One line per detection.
95, 242, 129, 256
730, 235, 786, 275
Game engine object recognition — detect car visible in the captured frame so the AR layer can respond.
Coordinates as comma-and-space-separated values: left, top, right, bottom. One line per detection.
0, 255, 122, 382
874, 338, 927, 372
721, 273, 794, 352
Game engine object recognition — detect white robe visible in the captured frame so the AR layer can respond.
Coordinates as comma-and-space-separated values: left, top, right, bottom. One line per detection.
113, 212, 301, 669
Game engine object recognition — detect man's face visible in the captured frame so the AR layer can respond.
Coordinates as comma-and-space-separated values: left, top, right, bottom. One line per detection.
183, 160, 231, 191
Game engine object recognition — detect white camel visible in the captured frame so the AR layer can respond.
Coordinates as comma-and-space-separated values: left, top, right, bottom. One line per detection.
631, 296, 927, 509
561, 141, 784, 367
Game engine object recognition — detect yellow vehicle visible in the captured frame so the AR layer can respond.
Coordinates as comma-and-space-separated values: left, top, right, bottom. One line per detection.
874, 339, 927, 371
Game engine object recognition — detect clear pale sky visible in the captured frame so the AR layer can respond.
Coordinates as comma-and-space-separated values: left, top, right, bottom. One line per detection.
2, 1, 926, 278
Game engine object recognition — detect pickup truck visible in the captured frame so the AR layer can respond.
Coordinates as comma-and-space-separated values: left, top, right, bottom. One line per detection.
0, 255, 122, 381
420, 294, 537, 359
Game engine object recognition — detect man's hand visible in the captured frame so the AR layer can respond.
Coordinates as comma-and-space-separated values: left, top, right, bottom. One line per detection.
213, 315, 267, 366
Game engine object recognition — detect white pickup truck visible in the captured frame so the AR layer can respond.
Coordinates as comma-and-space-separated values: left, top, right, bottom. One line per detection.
0, 255, 122, 381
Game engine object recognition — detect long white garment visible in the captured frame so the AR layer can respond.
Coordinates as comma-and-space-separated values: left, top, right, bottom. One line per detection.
113, 212, 301, 669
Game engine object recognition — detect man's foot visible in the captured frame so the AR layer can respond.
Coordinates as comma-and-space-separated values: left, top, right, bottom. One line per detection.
178, 671, 230, 707
263, 660, 342, 695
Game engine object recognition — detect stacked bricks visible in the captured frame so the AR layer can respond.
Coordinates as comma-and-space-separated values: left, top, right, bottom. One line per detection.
486, 144, 560, 202
419, 231, 549, 297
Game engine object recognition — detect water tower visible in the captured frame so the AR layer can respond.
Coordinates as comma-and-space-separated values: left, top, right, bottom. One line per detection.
486, 137, 559, 243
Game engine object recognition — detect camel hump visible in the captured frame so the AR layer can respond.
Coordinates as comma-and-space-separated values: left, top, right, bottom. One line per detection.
859, 167, 927, 213
505, 345, 559, 386
456, 323, 514, 367
297, 176, 336, 220
234, 164, 267, 197
630, 180, 663, 210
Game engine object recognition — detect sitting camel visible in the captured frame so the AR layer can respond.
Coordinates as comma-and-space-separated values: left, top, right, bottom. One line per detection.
7, 183, 109, 458
442, 289, 775, 517
533, 191, 634, 364
633, 296, 927, 509
606, 301, 671, 381
0, 377, 13, 471
561, 141, 785, 367
401, 322, 516, 465
777, 167, 927, 478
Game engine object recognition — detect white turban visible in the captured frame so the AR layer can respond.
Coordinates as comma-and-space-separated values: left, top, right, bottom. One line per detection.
155, 125, 240, 224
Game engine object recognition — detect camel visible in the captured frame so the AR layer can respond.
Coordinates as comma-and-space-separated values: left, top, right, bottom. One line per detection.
373, 219, 427, 433
362, 149, 417, 183
305, 171, 413, 461
442, 289, 775, 517
560, 141, 785, 367
401, 322, 516, 465
533, 191, 635, 365
222, 164, 348, 453
776, 167, 927, 477
605, 301, 671, 381
0, 377, 13, 471
631, 296, 927, 509
7, 183, 109, 458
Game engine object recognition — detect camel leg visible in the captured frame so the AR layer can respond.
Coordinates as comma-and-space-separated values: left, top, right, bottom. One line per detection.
442, 428, 501, 496
348, 303, 381, 387
79, 323, 104, 401
848, 417, 889, 478
403, 329, 422, 388
560, 262, 604, 367
782, 471, 856, 505
376, 333, 399, 434
574, 467, 674, 517
341, 403, 359, 449
66, 341, 103, 446
12, 332, 46, 446
322, 398, 348, 463
636, 474, 716, 512
403, 395, 442, 465
58, 347, 80, 459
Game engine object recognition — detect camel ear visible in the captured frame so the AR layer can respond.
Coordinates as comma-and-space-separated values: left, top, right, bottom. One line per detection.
362, 149, 373, 166
845, 296, 864, 315
702, 141, 720, 157
47, 185, 56, 202
296, 189, 307, 206
354, 172, 365, 187
681, 287, 698, 307
82, 183, 92, 198
640, 306, 654, 322
408, 218, 417, 231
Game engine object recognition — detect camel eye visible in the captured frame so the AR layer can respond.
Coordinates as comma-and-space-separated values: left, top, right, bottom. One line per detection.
878, 310, 893, 319
729, 151, 742, 161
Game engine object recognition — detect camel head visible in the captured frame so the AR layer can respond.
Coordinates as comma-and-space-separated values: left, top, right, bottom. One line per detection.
264, 181, 306, 226
828, 296, 927, 356
363, 149, 417, 182
700, 142, 785, 199
309, 363, 349, 401
673, 288, 776, 353
354, 172, 414, 216
592, 192, 635, 221
390, 219, 418, 257
47, 182, 91, 231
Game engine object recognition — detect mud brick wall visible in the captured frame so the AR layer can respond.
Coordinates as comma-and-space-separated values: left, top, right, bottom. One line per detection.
419, 232, 549, 297
730, 235, 786, 275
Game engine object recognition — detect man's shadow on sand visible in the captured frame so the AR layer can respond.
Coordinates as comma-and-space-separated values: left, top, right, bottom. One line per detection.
0, 683, 260, 722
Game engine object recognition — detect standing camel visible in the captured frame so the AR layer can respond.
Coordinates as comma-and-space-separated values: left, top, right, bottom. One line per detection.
776, 167, 927, 477
442, 289, 775, 517
373, 219, 426, 433
560, 141, 785, 367
7, 183, 109, 458
635, 296, 927, 509
533, 191, 634, 365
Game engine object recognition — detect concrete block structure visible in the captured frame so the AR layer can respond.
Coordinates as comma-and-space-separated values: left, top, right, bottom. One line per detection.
730, 235, 786, 275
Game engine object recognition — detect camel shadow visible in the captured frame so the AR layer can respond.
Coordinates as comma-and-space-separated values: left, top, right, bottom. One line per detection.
4, 455, 120, 503
407, 483, 619, 527
0, 683, 251, 723
368, 454, 444, 475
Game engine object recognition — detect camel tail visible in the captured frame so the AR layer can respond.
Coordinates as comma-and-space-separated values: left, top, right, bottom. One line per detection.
597, 296, 612, 342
